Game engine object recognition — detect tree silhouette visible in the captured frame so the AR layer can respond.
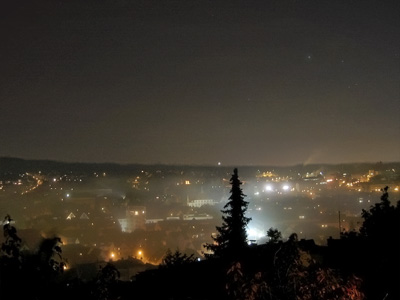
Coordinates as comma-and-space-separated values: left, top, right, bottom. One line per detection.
0, 215, 22, 298
1, 215, 21, 260
160, 248, 196, 268
95, 262, 120, 300
206, 168, 251, 259
360, 186, 399, 241
36, 236, 66, 274
339, 186, 399, 300
266, 227, 282, 244
359, 186, 400, 300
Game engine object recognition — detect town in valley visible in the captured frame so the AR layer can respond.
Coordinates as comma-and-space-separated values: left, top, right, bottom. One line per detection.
1, 157, 398, 278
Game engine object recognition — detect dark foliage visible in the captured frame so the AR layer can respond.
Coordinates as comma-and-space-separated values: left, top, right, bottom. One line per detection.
266, 228, 282, 244
337, 187, 400, 300
360, 187, 399, 300
134, 258, 227, 300
36, 236, 66, 274
225, 236, 364, 300
0, 216, 67, 299
94, 262, 121, 300
206, 168, 251, 259
160, 248, 196, 268
1, 215, 22, 259
0, 215, 23, 298
360, 186, 400, 241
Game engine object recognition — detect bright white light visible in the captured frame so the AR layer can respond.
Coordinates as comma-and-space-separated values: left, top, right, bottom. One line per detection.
265, 185, 273, 191
282, 185, 290, 191
247, 227, 264, 240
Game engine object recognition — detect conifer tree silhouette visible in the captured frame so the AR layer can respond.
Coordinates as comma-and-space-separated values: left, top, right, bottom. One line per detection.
206, 168, 251, 259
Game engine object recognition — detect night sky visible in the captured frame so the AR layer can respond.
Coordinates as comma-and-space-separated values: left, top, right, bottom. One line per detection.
1, 0, 399, 166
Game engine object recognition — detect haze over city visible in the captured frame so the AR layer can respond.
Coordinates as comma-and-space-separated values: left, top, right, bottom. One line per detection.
1, 0, 399, 166
1, 157, 399, 263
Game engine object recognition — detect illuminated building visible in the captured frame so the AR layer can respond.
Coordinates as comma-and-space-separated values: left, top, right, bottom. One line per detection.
187, 197, 216, 208
118, 206, 146, 233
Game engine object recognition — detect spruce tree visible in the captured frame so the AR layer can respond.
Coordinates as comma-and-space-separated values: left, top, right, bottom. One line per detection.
206, 168, 251, 259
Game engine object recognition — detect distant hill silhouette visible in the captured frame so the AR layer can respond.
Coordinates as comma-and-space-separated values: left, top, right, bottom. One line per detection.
1, 156, 399, 176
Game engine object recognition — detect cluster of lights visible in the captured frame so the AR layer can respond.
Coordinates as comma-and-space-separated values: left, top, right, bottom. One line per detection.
262, 184, 292, 192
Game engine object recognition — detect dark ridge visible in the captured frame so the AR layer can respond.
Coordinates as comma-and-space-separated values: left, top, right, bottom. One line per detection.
1, 156, 399, 178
